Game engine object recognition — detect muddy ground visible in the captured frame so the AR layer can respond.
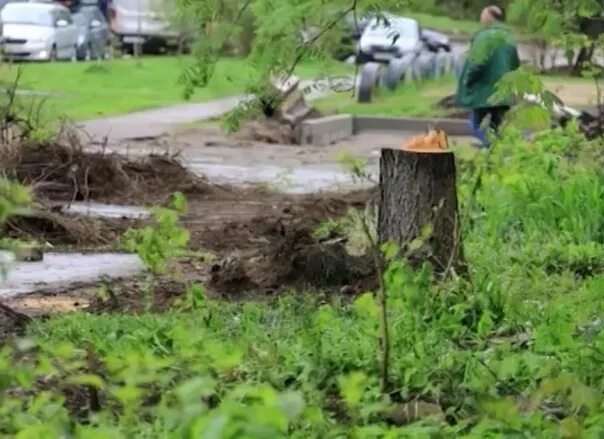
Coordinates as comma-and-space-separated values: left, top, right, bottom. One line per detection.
4, 186, 376, 317
1, 126, 382, 320
0, 112, 476, 321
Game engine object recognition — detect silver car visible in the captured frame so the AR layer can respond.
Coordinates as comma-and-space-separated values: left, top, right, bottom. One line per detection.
73, 4, 109, 60
109, 0, 192, 52
1, 2, 78, 61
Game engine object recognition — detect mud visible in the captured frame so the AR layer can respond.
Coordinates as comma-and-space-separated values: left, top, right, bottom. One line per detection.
0, 302, 31, 341
0, 123, 403, 318
5, 207, 133, 247
12, 140, 208, 205
1, 186, 376, 319
435, 95, 469, 119
185, 188, 376, 297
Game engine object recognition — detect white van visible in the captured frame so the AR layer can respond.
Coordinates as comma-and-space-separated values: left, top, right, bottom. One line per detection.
108, 0, 189, 51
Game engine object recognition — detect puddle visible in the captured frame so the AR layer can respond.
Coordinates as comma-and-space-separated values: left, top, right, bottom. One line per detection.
189, 162, 376, 194
0, 253, 144, 298
65, 202, 150, 220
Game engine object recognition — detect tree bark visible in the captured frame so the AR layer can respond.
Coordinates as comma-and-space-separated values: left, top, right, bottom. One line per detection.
572, 44, 595, 77
378, 148, 464, 276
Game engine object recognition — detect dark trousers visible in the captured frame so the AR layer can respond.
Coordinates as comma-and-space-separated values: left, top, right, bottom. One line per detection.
469, 106, 510, 147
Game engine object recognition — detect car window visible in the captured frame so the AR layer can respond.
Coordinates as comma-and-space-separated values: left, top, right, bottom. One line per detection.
1, 5, 54, 26
364, 17, 419, 39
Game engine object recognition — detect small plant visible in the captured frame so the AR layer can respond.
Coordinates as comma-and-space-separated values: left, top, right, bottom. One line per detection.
123, 192, 190, 310
124, 192, 190, 276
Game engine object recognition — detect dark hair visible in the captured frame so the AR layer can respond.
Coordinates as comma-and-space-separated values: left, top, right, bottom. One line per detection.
489, 6, 506, 22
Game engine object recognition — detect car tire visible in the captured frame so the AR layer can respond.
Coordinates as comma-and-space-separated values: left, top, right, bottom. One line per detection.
357, 62, 382, 103
49, 45, 58, 62
76, 44, 91, 61
381, 58, 408, 91
355, 51, 372, 65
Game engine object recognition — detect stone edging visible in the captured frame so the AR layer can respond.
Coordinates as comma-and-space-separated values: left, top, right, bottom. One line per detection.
297, 115, 471, 145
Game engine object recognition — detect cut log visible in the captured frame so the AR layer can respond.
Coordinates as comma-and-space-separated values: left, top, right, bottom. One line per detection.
378, 148, 464, 275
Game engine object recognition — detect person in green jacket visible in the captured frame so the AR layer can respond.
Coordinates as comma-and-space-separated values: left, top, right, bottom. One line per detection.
457, 5, 520, 147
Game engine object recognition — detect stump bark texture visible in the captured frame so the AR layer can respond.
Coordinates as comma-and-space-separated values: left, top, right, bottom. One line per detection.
378, 148, 463, 274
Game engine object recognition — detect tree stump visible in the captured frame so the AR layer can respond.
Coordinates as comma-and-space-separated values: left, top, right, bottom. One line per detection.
378, 148, 464, 275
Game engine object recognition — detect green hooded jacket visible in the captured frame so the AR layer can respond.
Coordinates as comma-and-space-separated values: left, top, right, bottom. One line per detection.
456, 24, 520, 109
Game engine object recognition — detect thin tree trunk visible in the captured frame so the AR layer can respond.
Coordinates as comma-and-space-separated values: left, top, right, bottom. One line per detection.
572, 44, 595, 76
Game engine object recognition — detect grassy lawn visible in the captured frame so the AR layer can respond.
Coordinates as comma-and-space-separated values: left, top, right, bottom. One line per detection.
404, 12, 482, 35
0, 56, 350, 121
315, 74, 598, 119
315, 76, 457, 118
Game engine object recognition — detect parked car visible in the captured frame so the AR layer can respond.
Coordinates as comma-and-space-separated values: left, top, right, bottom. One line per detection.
357, 16, 423, 62
1, 2, 78, 61
108, 0, 191, 52
72, 3, 109, 60
357, 16, 451, 63
421, 29, 451, 52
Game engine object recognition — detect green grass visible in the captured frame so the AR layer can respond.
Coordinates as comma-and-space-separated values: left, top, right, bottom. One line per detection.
315, 76, 457, 118
315, 74, 598, 119
404, 12, 482, 35
0, 56, 350, 121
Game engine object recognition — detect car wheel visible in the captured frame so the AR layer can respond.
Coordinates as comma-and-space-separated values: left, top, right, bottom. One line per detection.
357, 62, 382, 103
77, 43, 93, 61
381, 58, 408, 91
49, 46, 58, 62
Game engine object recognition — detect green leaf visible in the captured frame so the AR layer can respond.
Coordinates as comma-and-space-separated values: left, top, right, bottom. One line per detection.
171, 191, 187, 213
66, 374, 104, 389
353, 293, 379, 319
408, 238, 424, 252
338, 372, 367, 408
276, 391, 305, 422
477, 311, 494, 338
381, 241, 399, 260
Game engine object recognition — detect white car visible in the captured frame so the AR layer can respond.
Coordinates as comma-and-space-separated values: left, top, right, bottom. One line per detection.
1, 2, 78, 61
357, 16, 423, 63
109, 0, 191, 52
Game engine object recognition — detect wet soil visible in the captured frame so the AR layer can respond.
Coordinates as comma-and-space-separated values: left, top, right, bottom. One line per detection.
2, 181, 377, 317
0, 124, 396, 319
12, 140, 207, 205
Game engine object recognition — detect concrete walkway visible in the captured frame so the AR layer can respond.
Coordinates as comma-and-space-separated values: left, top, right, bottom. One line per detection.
80, 77, 354, 144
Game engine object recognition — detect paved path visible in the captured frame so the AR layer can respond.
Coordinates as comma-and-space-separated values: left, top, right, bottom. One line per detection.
80, 78, 353, 144
81, 95, 245, 142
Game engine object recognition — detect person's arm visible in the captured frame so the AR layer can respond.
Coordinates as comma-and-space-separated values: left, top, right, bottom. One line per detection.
464, 31, 489, 87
